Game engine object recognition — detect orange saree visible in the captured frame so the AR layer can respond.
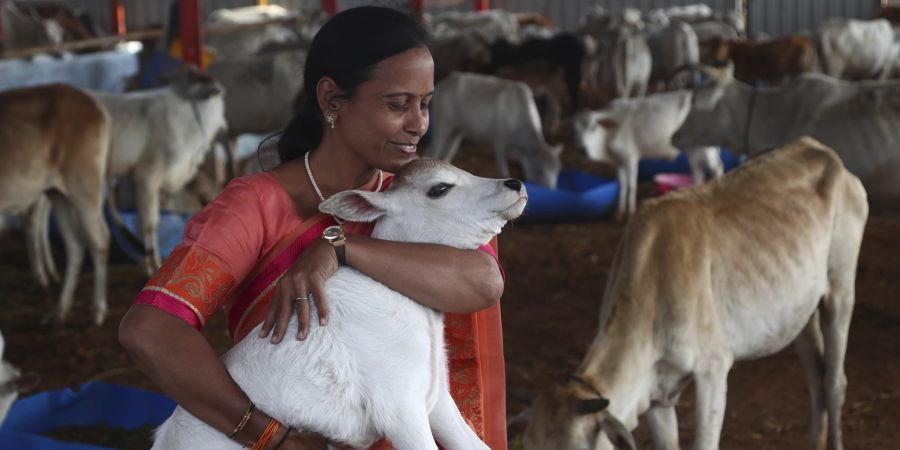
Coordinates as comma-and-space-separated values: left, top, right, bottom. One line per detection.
134, 171, 508, 449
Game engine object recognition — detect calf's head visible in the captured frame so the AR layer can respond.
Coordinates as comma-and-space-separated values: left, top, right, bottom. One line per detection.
523, 143, 563, 190
319, 159, 527, 248
523, 384, 635, 450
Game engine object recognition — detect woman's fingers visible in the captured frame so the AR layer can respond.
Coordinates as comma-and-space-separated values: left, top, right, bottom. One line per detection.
260, 282, 287, 339
272, 279, 301, 344
309, 274, 329, 327
296, 289, 311, 341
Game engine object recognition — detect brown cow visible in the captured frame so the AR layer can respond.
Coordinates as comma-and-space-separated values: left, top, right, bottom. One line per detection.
0, 84, 111, 325
708, 35, 814, 85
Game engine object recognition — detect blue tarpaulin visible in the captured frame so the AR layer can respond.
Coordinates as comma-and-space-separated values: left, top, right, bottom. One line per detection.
0, 382, 175, 450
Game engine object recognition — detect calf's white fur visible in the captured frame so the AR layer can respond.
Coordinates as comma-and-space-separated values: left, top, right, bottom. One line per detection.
152, 159, 527, 450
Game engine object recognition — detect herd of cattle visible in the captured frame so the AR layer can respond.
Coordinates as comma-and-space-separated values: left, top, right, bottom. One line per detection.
0, 2, 897, 448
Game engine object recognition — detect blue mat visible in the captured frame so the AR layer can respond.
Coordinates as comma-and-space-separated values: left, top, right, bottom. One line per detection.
0, 382, 175, 450
521, 170, 619, 224
638, 148, 741, 181
104, 209, 190, 264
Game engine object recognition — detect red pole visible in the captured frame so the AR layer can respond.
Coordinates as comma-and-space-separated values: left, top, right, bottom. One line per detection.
410, 0, 425, 19
179, 0, 203, 69
473, 0, 489, 11
322, 0, 338, 16
0, 0, 5, 43
109, 0, 126, 36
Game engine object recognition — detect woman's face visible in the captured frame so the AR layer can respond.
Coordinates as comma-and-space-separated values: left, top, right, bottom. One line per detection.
335, 46, 434, 173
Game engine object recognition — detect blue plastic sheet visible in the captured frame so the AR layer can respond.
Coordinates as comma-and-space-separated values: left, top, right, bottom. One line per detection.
0, 382, 175, 450
521, 170, 619, 224
104, 209, 190, 264
638, 148, 741, 181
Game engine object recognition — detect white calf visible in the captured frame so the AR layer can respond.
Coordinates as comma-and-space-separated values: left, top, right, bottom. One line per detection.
152, 159, 527, 450
93, 68, 227, 274
574, 89, 692, 218
425, 72, 562, 188
0, 329, 23, 427
524, 137, 868, 450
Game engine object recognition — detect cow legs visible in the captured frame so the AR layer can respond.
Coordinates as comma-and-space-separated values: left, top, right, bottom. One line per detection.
691, 355, 732, 450
62, 181, 110, 325
46, 193, 86, 324
494, 142, 511, 179
615, 166, 629, 221
429, 388, 489, 450
820, 285, 853, 450
646, 405, 680, 450
135, 173, 163, 276
616, 158, 639, 220
794, 309, 828, 450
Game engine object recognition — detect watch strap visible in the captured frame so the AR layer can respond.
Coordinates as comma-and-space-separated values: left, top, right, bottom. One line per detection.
332, 239, 346, 266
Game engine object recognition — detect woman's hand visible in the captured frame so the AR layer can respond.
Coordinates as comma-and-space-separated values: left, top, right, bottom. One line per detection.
260, 238, 338, 344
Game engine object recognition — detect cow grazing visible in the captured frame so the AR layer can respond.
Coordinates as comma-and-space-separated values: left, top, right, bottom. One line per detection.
524, 137, 868, 450
152, 159, 527, 450
711, 35, 814, 85
816, 18, 896, 81
574, 90, 692, 218
0, 84, 111, 325
672, 69, 900, 199
93, 68, 227, 275
425, 72, 562, 188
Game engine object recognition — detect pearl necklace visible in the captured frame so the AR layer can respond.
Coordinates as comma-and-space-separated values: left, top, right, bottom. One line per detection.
304, 151, 384, 224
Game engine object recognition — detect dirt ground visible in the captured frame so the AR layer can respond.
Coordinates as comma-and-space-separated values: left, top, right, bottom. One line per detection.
1, 145, 899, 449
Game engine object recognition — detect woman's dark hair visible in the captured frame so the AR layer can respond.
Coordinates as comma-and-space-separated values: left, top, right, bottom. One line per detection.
276, 6, 431, 162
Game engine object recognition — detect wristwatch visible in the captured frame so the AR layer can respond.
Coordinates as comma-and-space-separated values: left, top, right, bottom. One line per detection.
322, 225, 347, 266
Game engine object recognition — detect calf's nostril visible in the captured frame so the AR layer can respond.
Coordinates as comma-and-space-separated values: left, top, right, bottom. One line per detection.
504, 179, 523, 192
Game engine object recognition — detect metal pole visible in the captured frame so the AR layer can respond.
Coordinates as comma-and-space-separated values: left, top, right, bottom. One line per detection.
0, 0, 5, 43
474, 0, 489, 11
110, 0, 126, 36
258, 0, 269, 5
179, 0, 204, 69
322, 0, 338, 16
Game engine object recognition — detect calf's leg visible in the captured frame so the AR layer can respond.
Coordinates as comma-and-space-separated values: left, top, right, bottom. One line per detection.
429, 388, 489, 450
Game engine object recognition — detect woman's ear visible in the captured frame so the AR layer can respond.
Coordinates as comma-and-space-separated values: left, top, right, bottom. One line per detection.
316, 77, 345, 115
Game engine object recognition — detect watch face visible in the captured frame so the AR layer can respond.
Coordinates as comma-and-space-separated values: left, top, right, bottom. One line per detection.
323, 225, 343, 240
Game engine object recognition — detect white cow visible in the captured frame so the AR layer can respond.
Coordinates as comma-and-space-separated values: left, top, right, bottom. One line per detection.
817, 18, 896, 81
152, 159, 527, 450
524, 137, 868, 450
645, 20, 700, 89
0, 84, 111, 325
685, 146, 724, 184
425, 72, 562, 188
672, 68, 900, 198
574, 90, 692, 218
205, 5, 300, 58
425, 9, 519, 43
93, 69, 227, 275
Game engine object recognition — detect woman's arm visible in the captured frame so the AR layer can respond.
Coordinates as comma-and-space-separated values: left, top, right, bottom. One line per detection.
261, 235, 505, 343
346, 234, 504, 312
118, 305, 331, 449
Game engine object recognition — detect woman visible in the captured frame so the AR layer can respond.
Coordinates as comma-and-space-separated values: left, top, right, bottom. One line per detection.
119, 6, 508, 450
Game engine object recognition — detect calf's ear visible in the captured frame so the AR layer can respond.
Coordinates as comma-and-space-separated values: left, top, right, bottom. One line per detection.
319, 190, 388, 223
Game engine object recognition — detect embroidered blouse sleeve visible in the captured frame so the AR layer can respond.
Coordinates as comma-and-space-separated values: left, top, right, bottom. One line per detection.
133, 178, 267, 328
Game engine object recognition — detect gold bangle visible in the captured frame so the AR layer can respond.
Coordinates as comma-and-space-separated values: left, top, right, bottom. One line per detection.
227, 401, 255, 439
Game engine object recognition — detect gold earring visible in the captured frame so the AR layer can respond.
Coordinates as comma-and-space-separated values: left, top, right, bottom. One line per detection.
326, 114, 336, 129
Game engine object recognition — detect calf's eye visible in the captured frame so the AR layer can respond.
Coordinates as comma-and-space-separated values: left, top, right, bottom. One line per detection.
427, 183, 453, 199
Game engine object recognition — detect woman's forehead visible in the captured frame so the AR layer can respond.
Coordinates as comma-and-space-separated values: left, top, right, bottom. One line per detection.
366, 47, 434, 94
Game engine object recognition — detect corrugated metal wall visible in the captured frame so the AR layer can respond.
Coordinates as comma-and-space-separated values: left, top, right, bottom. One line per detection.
46, 0, 883, 37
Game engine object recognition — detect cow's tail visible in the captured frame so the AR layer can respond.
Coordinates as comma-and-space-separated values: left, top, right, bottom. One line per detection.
26, 195, 59, 289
